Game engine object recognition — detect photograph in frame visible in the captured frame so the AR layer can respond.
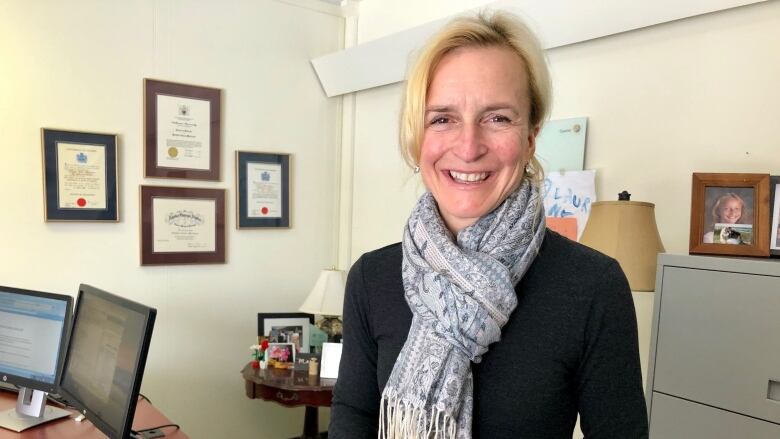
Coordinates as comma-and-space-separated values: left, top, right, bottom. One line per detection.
236, 151, 290, 228
267, 343, 296, 364
770, 176, 780, 257
41, 128, 118, 222
257, 313, 313, 354
689, 173, 770, 257
139, 185, 226, 265
144, 79, 221, 181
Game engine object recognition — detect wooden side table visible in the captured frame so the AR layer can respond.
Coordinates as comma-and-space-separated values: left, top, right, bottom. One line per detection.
241, 363, 336, 439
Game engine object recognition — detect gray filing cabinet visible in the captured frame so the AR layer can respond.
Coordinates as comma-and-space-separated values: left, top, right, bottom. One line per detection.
646, 254, 780, 438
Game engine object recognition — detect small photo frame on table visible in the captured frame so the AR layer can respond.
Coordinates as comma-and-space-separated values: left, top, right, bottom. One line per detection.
144, 79, 221, 181
236, 151, 290, 228
267, 343, 296, 363
257, 313, 313, 354
139, 185, 225, 265
41, 128, 118, 222
689, 173, 770, 257
770, 176, 780, 257
293, 353, 320, 371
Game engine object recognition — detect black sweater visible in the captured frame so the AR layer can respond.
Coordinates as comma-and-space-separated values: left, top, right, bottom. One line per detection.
329, 230, 648, 438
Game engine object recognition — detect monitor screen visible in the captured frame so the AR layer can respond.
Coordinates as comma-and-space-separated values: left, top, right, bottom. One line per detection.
58, 284, 156, 439
0, 286, 71, 394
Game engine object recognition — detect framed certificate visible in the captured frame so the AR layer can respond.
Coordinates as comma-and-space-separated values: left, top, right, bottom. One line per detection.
236, 151, 290, 228
140, 185, 226, 265
144, 79, 221, 181
41, 128, 118, 222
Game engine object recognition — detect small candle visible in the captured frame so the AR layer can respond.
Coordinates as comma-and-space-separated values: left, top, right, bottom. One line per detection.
309, 358, 319, 376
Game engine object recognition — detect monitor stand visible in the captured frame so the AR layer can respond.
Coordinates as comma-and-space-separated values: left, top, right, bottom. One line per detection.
0, 387, 70, 432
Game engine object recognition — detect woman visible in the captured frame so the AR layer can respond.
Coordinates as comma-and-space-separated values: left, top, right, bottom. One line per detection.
702, 192, 746, 243
329, 11, 647, 439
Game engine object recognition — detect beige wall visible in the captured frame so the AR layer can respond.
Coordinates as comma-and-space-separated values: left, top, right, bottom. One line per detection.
0, 1, 343, 438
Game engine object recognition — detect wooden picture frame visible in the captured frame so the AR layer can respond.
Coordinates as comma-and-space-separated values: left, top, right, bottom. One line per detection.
139, 185, 226, 265
689, 173, 770, 257
257, 313, 314, 354
236, 151, 290, 228
41, 128, 119, 222
769, 176, 780, 257
144, 79, 221, 181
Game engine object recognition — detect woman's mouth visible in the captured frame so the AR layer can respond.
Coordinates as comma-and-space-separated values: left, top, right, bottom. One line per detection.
449, 170, 490, 183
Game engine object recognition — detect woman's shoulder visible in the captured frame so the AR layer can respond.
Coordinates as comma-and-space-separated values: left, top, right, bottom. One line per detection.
349, 242, 403, 292
527, 229, 628, 299
540, 228, 618, 269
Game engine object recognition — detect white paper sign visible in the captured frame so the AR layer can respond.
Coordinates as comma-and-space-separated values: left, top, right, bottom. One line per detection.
542, 170, 597, 240
320, 342, 343, 379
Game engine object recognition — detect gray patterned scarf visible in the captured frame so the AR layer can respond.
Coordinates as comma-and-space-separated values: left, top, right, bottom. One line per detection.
379, 179, 546, 439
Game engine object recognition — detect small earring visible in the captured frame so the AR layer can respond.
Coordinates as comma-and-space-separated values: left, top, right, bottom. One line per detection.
414, 166, 420, 174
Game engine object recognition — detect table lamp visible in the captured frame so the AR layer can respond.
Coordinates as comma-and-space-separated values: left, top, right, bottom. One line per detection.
299, 268, 347, 342
579, 191, 665, 291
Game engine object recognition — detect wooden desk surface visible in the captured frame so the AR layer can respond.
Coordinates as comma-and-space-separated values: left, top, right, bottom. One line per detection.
0, 390, 189, 439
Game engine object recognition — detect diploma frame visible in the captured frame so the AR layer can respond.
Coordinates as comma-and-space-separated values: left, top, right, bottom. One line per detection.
144, 78, 221, 181
689, 172, 770, 257
139, 185, 226, 265
236, 151, 290, 228
41, 128, 119, 222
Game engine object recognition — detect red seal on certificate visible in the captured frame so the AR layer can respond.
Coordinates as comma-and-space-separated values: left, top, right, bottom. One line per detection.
261, 207, 269, 215
77, 198, 87, 207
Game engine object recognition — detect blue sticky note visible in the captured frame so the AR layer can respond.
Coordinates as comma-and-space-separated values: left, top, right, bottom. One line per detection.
536, 117, 588, 173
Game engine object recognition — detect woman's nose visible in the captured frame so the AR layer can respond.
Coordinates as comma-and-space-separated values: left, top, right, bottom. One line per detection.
453, 123, 487, 162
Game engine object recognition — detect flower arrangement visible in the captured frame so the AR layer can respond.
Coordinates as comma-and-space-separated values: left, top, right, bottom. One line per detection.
250, 339, 270, 369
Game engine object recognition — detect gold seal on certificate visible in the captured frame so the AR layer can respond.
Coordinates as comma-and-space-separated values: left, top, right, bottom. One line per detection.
56, 142, 107, 209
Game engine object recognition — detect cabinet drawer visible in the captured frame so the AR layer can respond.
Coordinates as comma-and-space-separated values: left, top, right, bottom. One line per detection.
650, 392, 780, 438
654, 267, 780, 423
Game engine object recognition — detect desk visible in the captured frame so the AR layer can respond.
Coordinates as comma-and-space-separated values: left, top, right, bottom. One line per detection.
0, 390, 189, 439
241, 363, 335, 439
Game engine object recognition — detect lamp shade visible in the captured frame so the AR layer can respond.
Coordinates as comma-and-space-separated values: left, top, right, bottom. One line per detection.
580, 200, 664, 291
299, 269, 347, 316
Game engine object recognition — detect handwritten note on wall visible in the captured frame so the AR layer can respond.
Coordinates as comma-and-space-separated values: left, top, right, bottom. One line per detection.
542, 170, 597, 240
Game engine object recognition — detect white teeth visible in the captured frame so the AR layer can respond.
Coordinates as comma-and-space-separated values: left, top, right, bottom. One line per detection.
449, 171, 488, 182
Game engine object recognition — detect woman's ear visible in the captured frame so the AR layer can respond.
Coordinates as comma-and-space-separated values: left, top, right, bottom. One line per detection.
527, 125, 541, 157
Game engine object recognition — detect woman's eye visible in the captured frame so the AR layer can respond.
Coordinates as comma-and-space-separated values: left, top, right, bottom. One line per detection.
430, 116, 450, 125
487, 114, 511, 123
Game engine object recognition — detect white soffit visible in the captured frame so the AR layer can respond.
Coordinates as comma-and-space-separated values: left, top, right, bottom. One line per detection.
311, 0, 768, 97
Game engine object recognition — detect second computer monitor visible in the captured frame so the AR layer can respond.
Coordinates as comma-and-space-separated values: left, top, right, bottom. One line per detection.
58, 284, 156, 439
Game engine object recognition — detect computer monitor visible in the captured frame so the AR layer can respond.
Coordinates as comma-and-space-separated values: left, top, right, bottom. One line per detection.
58, 284, 156, 439
0, 285, 72, 432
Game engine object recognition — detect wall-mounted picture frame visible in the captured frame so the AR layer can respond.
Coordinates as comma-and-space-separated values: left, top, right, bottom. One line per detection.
236, 151, 290, 228
144, 79, 221, 181
139, 185, 226, 265
770, 176, 780, 257
689, 173, 770, 257
257, 313, 313, 354
41, 128, 119, 222
267, 343, 296, 364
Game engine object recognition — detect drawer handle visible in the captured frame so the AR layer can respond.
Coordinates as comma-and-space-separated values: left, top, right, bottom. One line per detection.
276, 391, 299, 402
768, 380, 780, 402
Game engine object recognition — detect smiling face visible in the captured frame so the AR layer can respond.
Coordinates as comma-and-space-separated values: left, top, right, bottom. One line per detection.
420, 45, 538, 233
717, 197, 743, 224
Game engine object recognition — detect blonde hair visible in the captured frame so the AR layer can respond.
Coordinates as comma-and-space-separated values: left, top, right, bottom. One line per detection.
399, 10, 552, 184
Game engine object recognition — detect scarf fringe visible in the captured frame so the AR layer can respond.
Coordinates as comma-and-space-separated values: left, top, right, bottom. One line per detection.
379, 394, 458, 439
